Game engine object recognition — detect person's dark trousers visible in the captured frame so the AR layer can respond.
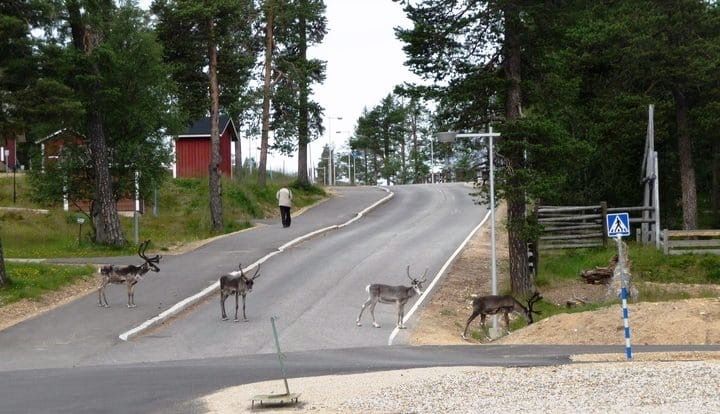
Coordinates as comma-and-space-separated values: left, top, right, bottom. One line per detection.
280, 206, 291, 227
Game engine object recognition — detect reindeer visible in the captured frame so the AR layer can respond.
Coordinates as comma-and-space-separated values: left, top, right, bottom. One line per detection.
356, 266, 428, 329
461, 291, 542, 339
219, 263, 261, 322
98, 240, 161, 308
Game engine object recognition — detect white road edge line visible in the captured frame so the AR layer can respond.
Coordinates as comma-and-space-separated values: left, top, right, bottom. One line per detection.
388, 207, 493, 346
119, 186, 394, 341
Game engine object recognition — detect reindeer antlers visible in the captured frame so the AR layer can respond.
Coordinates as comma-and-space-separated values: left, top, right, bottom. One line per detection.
138, 240, 161, 267
406, 265, 429, 282
238, 263, 261, 280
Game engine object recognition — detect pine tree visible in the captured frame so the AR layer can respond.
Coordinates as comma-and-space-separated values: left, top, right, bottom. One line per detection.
153, 0, 257, 230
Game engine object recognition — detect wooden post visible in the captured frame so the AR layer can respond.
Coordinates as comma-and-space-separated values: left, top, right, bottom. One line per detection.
662, 229, 669, 255
601, 201, 608, 248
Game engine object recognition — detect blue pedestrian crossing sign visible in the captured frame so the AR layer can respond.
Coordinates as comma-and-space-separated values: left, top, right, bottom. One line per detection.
606, 212, 630, 237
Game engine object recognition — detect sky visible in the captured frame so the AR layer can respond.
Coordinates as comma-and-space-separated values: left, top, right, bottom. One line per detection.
140, 0, 422, 175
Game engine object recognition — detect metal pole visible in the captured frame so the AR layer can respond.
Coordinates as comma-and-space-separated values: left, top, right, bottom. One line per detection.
616, 236, 633, 360
653, 151, 661, 249
12, 165, 16, 204
270, 316, 291, 395
430, 139, 434, 183
488, 127, 498, 331
134, 171, 140, 245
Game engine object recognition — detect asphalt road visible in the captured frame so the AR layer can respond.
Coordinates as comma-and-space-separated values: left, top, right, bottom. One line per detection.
0, 186, 388, 371
0, 184, 483, 370
2, 344, 719, 414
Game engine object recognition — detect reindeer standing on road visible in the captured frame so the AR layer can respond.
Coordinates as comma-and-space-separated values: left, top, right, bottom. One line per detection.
356, 266, 428, 329
219, 263, 261, 322
98, 240, 161, 308
461, 291, 543, 339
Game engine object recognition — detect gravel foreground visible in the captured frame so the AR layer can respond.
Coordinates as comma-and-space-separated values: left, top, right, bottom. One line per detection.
200, 359, 720, 413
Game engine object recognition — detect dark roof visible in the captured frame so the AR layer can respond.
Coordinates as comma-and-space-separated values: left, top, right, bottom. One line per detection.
178, 115, 237, 140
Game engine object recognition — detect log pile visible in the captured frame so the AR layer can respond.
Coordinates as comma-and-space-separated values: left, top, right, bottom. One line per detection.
580, 255, 619, 285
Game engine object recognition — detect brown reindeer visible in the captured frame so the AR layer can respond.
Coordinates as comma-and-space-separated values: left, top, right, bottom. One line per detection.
98, 240, 161, 308
461, 291, 542, 339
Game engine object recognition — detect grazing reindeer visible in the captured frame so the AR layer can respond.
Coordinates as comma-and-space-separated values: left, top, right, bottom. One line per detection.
98, 240, 161, 308
461, 291, 542, 339
356, 266, 428, 329
219, 263, 261, 322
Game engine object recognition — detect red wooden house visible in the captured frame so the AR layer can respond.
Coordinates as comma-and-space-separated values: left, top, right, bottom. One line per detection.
1, 133, 23, 172
36, 129, 142, 213
174, 115, 238, 178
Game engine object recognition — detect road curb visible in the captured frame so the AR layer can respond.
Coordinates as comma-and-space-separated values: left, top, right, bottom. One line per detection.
119, 186, 394, 341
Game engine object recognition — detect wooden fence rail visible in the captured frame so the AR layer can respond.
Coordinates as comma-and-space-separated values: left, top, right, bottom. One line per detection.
661, 230, 720, 255
536, 202, 656, 251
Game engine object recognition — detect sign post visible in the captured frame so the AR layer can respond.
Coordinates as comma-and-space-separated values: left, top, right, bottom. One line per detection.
606, 212, 632, 360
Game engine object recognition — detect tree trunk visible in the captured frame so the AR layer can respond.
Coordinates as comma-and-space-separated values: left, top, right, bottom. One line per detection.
234, 136, 242, 179
411, 110, 419, 182
208, 20, 223, 232
672, 87, 698, 230
88, 110, 125, 245
504, 2, 531, 296
296, 11, 309, 185
67, 2, 124, 246
258, 4, 274, 187
0, 237, 7, 286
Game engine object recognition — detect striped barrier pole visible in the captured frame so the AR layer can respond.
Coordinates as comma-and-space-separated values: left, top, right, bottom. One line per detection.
616, 236, 633, 360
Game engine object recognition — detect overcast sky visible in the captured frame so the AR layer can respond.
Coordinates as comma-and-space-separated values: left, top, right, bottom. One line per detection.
140, 0, 421, 174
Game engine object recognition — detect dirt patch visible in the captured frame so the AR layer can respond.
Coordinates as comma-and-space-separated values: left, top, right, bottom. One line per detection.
411, 202, 720, 346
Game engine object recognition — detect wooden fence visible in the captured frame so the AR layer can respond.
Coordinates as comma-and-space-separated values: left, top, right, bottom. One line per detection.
536, 203, 657, 251
661, 230, 720, 255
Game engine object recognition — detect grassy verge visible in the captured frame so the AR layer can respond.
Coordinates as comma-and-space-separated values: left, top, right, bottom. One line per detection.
519, 242, 720, 326
0, 263, 96, 307
0, 173, 326, 258
538, 243, 720, 286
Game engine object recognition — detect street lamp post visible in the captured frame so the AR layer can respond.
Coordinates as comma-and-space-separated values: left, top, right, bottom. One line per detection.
430, 139, 435, 184
436, 127, 501, 332
326, 116, 343, 185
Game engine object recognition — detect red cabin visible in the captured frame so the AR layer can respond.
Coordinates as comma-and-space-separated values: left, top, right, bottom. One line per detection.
174, 116, 238, 178
1, 133, 23, 171
36, 129, 142, 213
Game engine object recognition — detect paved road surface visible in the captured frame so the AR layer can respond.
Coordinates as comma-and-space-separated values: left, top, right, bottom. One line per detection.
2, 344, 719, 414
0, 184, 483, 370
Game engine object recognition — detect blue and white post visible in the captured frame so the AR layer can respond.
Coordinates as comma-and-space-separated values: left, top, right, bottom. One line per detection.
616, 236, 633, 360
607, 212, 632, 360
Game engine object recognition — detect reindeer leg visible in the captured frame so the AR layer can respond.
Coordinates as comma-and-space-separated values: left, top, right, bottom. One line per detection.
370, 299, 380, 328
98, 283, 106, 307
397, 301, 406, 329
220, 291, 229, 320
356, 297, 372, 326
233, 292, 240, 322
504, 312, 510, 332
462, 309, 481, 339
241, 293, 249, 322
127, 282, 137, 308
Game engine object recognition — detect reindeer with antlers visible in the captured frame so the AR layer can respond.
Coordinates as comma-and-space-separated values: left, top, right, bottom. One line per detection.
98, 240, 161, 308
461, 291, 543, 339
356, 265, 428, 329
219, 263, 261, 322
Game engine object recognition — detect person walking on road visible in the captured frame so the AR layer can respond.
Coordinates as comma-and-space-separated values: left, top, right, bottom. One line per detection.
276, 187, 293, 228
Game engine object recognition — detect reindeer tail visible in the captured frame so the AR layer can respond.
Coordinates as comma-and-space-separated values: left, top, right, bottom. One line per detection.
365, 284, 371, 293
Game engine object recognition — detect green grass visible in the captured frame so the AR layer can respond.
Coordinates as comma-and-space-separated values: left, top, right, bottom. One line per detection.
0, 263, 96, 306
537, 243, 720, 286
0, 172, 326, 258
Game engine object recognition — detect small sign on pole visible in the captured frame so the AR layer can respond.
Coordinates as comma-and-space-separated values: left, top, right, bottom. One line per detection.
608, 211, 633, 360
606, 212, 630, 238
